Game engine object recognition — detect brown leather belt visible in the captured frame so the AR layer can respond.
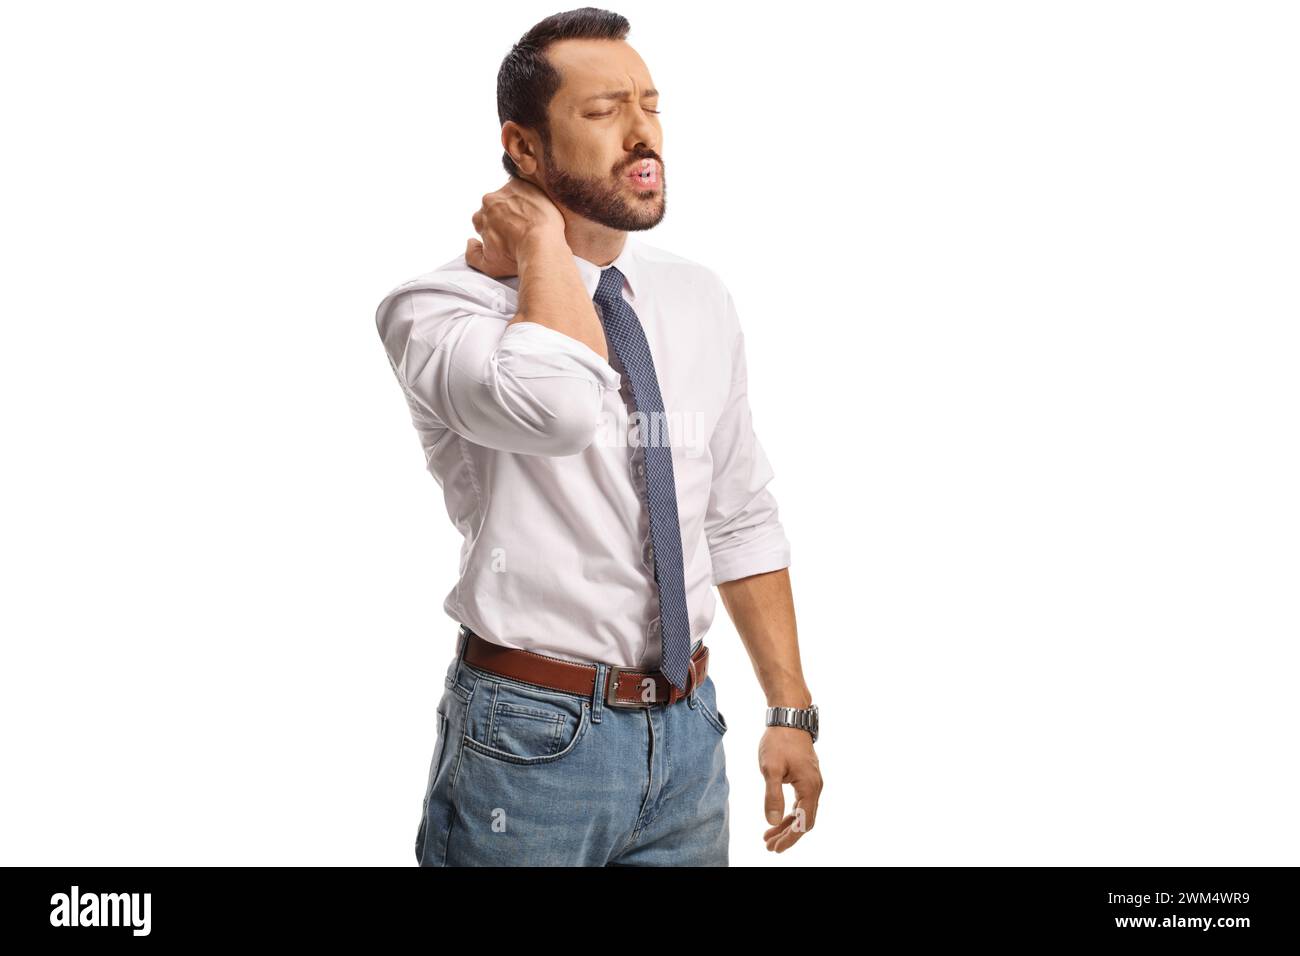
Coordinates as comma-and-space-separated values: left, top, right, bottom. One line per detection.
459, 625, 707, 707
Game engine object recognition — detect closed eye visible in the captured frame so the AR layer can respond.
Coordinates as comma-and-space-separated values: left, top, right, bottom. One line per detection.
587, 109, 661, 117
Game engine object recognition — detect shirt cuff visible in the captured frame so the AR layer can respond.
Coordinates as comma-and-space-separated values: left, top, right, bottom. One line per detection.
709, 532, 792, 586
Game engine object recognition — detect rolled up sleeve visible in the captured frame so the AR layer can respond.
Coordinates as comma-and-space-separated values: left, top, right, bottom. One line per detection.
376, 287, 624, 456
704, 291, 792, 585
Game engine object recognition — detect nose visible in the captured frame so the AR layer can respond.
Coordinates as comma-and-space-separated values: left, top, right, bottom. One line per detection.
625, 110, 659, 155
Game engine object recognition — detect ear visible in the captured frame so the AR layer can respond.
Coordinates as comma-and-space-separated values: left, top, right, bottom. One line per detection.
501, 121, 539, 176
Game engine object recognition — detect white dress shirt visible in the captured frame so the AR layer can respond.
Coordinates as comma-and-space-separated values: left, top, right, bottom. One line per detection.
375, 233, 791, 669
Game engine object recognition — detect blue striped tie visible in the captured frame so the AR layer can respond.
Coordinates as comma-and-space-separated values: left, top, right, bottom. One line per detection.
593, 266, 692, 691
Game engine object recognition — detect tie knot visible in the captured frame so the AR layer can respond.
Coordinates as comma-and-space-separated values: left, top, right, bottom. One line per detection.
594, 266, 625, 307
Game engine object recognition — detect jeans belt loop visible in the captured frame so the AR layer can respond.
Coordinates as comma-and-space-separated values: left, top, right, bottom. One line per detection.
590, 662, 606, 723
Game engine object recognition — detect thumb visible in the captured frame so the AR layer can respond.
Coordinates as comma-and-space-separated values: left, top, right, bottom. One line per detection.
764, 775, 785, 825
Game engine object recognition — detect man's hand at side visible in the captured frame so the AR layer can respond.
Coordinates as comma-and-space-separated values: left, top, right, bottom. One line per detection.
759, 724, 822, 853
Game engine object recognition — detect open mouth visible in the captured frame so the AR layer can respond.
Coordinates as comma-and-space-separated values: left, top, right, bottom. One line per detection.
626, 158, 659, 189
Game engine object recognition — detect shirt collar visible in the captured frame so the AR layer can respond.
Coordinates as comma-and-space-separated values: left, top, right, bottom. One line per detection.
572, 234, 641, 301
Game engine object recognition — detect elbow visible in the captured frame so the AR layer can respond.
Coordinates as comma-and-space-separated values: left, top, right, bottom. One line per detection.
375, 297, 615, 456
457, 368, 608, 456
527, 381, 606, 456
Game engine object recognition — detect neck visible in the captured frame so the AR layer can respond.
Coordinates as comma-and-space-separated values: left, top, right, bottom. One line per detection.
562, 215, 627, 268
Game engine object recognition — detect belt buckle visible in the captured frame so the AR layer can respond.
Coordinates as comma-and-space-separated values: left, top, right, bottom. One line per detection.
605, 665, 655, 708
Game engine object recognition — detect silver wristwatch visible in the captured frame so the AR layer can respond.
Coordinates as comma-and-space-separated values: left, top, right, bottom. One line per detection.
766, 703, 818, 743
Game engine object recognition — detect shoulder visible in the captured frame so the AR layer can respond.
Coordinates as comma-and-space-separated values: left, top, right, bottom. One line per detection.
633, 238, 729, 295
631, 237, 736, 324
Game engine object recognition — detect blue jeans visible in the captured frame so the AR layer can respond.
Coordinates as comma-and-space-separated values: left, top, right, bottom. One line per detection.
415, 628, 730, 866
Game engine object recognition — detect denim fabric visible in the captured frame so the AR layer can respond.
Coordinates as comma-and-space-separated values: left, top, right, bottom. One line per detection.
415, 628, 730, 866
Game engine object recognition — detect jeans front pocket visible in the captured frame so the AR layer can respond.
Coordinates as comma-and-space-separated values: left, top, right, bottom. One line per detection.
694, 675, 729, 736
460, 667, 590, 765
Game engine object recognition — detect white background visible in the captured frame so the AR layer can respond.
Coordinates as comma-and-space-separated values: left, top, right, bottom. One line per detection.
2, 1, 1296, 867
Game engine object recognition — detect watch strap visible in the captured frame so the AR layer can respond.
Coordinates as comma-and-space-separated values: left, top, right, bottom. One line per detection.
766, 703, 818, 742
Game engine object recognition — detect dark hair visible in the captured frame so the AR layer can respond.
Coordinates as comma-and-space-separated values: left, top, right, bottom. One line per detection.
497, 7, 631, 178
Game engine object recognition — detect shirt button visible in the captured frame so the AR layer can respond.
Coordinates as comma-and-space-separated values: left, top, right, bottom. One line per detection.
643, 539, 655, 568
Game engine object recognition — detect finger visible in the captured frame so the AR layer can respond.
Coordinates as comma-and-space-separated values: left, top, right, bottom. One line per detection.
466, 238, 484, 271
790, 780, 820, 832
763, 773, 785, 825
764, 816, 799, 851
767, 822, 807, 853
764, 793, 817, 852
774, 793, 816, 848
763, 812, 797, 838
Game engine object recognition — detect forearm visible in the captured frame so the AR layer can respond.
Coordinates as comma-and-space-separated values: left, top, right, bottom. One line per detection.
717, 567, 810, 707
510, 231, 609, 361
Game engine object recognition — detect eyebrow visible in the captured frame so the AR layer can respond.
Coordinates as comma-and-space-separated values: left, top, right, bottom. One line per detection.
583, 88, 659, 103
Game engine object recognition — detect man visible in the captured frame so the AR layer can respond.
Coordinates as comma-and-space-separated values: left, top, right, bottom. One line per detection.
375, 7, 820, 866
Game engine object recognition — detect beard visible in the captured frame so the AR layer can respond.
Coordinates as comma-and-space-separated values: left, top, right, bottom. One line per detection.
540, 144, 667, 231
